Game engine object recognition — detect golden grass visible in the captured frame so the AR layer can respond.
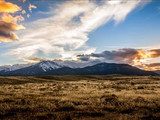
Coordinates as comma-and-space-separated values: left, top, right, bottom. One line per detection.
0, 75, 160, 120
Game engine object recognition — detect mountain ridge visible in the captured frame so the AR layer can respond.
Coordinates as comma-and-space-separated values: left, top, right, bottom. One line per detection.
0, 61, 157, 76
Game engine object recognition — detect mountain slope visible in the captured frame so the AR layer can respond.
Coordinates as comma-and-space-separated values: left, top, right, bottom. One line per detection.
0, 62, 157, 76
74, 63, 157, 76
153, 70, 160, 75
0, 63, 33, 72
0, 61, 67, 76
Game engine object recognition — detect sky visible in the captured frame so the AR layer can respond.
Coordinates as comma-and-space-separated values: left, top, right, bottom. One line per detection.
0, 0, 160, 70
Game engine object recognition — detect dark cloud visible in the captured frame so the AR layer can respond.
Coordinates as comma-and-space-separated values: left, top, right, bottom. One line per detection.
0, 21, 25, 42
77, 48, 160, 71
0, 31, 18, 41
92, 48, 138, 60
0, 21, 24, 31
77, 48, 140, 63
77, 55, 90, 61
0, 0, 25, 42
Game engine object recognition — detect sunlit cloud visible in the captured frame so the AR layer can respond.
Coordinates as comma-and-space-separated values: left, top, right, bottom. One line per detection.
23, 47, 160, 71
29, 4, 37, 13
0, 31, 18, 42
27, 14, 30, 18
1, 13, 24, 23
77, 48, 160, 70
7, 0, 150, 61
24, 57, 46, 63
144, 63, 160, 71
108, 0, 121, 5
0, 21, 25, 31
0, 0, 21, 13
21, 10, 26, 15
0, 0, 25, 42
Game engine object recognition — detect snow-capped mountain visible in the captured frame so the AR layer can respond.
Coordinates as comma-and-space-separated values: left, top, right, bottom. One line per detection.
0, 60, 158, 76
36, 61, 66, 71
0, 60, 100, 73
0, 63, 33, 72
0, 60, 68, 76
0, 61, 158, 76
0, 61, 67, 72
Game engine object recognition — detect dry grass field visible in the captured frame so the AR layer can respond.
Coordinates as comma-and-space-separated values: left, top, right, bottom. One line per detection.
0, 75, 160, 120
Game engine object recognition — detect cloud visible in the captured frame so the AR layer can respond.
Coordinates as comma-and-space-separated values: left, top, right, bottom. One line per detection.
150, 49, 160, 58
23, 47, 160, 71
77, 48, 140, 63
0, 31, 18, 42
0, 21, 25, 31
21, 10, 26, 14
1, 13, 24, 23
77, 48, 160, 70
29, 4, 37, 13
24, 57, 45, 62
0, 0, 25, 42
24, 56, 102, 68
0, 21, 25, 42
7, 0, 150, 60
0, 0, 21, 13
146, 63, 160, 67
138, 63, 160, 71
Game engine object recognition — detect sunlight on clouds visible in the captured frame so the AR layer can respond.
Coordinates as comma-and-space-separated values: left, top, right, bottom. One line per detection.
7, 0, 150, 60
77, 48, 160, 71
108, 0, 121, 5
0, 32, 18, 42
29, 4, 37, 13
1, 13, 24, 23
0, 0, 21, 13
0, 0, 25, 42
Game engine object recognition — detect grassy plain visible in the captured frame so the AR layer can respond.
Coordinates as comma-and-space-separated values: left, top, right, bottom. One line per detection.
0, 75, 160, 120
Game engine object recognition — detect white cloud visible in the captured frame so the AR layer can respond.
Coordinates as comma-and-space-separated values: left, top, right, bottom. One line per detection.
6, 0, 150, 61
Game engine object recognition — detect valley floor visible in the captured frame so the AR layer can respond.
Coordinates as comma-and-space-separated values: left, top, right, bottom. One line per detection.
0, 75, 160, 120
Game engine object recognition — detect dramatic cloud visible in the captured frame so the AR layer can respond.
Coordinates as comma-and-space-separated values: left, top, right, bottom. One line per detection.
1, 13, 24, 23
7, 0, 150, 60
24, 48, 160, 71
77, 48, 160, 70
0, 0, 25, 42
0, 31, 18, 42
77, 49, 141, 63
0, 21, 25, 31
135, 63, 160, 71
145, 63, 160, 68
0, 21, 25, 42
0, 0, 21, 13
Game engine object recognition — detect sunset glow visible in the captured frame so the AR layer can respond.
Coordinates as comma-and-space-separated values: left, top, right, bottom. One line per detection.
0, 0, 160, 71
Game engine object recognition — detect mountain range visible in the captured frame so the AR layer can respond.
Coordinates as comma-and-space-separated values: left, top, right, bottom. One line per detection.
0, 60, 158, 76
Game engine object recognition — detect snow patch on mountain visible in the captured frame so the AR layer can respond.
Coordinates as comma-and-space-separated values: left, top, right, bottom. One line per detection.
38, 61, 65, 72
0, 60, 101, 72
0, 63, 33, 72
